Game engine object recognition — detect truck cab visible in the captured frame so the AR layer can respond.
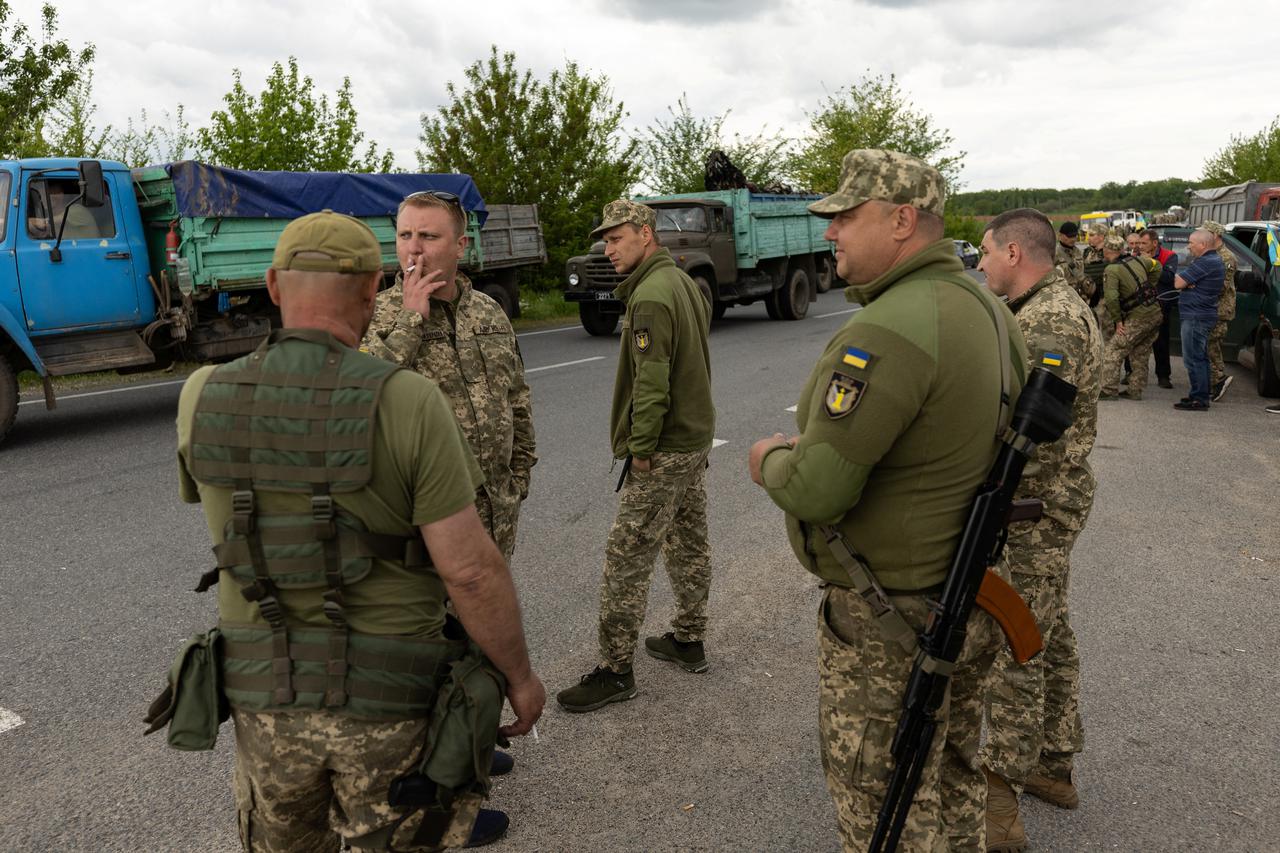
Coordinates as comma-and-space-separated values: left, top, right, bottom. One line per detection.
1225, 221, 1280, 396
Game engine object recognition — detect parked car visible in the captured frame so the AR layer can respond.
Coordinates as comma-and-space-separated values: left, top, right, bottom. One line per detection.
953, 239, 979, 268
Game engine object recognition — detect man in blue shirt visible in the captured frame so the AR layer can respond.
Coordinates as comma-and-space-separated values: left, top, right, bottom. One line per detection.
1173, 229, 1224, 410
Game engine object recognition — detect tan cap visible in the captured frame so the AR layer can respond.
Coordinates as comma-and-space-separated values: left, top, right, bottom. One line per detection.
1202, 219, 1225, 237
1103, 234, 1126, 252
590, 199, 657, 239
807, 149, 946, 218
271, 210, 382, 273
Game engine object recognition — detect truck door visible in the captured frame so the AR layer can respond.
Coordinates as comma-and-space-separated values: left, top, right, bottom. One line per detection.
707, 207, 737, 283
14, 171, 142, 333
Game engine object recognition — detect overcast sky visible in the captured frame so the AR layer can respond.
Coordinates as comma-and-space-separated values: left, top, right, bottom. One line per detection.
16, 0, 1273, 192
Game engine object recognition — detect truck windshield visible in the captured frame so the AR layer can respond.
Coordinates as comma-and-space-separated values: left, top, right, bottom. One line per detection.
654, 206, 708, 232
27, 177, 115, 240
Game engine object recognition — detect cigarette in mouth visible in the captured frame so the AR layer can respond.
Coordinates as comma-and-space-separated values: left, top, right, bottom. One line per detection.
405, 264, 416, 274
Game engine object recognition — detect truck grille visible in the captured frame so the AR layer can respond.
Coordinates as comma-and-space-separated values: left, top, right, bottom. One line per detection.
584, 256, 624, 288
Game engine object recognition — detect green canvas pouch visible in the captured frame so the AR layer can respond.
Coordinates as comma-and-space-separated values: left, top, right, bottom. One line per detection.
142, 628, 230, 751
419, 645, 507, 794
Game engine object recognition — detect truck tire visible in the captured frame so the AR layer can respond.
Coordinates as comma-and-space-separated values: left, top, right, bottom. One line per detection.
1258, 336, 1280, 397
711, 300, 727, 321
480, 282, 517, 319
0, 354, 17, 446
772, 266, 811, 321
580, 303, 619, 336
816, 255, 836, 293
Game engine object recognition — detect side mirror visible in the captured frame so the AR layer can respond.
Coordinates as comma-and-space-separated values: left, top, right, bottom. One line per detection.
78, 160, 105, 208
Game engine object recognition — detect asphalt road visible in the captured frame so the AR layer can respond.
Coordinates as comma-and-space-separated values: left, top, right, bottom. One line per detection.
1, 284, 1277, 852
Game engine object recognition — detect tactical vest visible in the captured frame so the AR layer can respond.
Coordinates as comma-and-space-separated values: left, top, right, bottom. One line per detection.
189, 329, 463, 720
1082, 249, 1109, 308
1114, 256, 1158, 315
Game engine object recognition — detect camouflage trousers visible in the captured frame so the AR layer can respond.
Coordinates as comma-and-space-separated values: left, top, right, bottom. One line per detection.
597, 448, 712, 672
475, 480, 522, 564
1101, 309, 1161, 396
231, 709, 479, 853
1208, 320, 1229, 388
818, 585, 999, 853
981, 540, 1084, 789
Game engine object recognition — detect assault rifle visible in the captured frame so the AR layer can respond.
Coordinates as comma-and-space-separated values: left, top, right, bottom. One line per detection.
867, 366, 1077, 853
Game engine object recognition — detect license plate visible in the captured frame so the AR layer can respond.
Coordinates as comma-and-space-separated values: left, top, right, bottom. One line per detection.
595, 291, 617, 301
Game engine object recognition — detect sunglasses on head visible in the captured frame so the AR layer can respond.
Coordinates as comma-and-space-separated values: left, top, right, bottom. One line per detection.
405, 190, 461, 206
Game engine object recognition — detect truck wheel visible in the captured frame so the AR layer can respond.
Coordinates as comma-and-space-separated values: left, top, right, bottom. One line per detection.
480, 283, 517, 319
0, 354, 17, 446
1258, 336, 1280, 396
693, 275, 715, 311
711, 300, 727, 321
816, 255, 835, 293
773, 267, 811, 321
579, 303, 619, 336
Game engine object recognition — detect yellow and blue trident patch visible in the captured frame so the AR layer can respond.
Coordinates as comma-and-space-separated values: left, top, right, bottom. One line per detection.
1041, 352, 1064, 368
842, 346, 872, 370
824, 371, 867, 419
634, 329, 651, 352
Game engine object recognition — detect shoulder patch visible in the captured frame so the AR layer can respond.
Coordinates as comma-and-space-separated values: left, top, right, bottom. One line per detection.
841, 346, 872, 370
634, 328, 651, 353
824, 371, 867, 419
1040, 351, 1064, 368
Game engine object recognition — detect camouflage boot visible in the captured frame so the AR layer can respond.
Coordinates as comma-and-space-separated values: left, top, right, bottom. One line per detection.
1024, 770, 1079, 810
644, 632, 709, 673
556, 666, 637, 713
984, 767, 1027, 853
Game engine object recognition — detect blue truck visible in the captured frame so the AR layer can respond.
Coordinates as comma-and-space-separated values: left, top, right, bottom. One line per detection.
0, 159, 546, 445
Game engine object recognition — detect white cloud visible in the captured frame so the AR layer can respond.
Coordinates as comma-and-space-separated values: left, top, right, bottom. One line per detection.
10, 0, 1272, 191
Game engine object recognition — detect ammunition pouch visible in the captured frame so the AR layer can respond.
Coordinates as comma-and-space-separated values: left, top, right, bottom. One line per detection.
142, 628, 230, 751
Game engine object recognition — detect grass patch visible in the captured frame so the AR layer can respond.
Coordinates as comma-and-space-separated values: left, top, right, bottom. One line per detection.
17, 362, 203, 394
515, 288, 580, 329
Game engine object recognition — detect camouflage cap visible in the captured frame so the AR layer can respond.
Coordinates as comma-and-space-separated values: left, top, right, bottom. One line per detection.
1087, 223, 1110, 237
1103, 234, 1126, 252
807, 149, 946, 218
1202, 219, 1225, 237
272, 209, 382, 274
590, 199, 657, 239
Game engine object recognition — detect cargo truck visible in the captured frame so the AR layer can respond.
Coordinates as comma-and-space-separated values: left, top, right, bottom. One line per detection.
563, 189, 835, 335
0, 158, 546, 445
1185, 181, 1280, 227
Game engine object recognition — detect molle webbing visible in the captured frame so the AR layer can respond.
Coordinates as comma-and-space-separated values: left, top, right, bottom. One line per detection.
1117, 258, 1157, 314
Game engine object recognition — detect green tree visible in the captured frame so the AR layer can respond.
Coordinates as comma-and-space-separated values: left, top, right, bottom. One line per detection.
788, 72, 965, 195
44, 69, 111, 158
0, 2, 95, 158
198, 57, 394, 172
110, 104, 196, 167
638, 94, 789, 194
1202, 116, 1280, 185
418, 46, 639, 288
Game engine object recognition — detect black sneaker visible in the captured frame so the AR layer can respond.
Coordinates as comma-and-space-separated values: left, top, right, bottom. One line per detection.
556, 666, 637, 712
464, 809, 510, 848
1212, 375, 1233, 401
1265, 402, 1280, 414
1173, 399, 1210, 411
1158, 377, 1174, 389
490, 749, 514, 777
644, 632, 710, 674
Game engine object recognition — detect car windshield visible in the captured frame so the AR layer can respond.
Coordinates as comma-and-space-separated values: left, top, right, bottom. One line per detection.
654, 206, 707, 232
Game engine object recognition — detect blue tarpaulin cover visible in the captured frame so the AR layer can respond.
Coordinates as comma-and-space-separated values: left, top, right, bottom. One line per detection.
162, 161, 488, 225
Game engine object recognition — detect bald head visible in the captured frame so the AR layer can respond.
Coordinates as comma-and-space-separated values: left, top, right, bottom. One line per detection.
265, 262, 383, 346
1188, 229, 1214, 257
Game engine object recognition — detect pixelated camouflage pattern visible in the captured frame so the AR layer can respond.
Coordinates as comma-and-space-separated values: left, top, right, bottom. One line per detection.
591, 199, 657, 239
597, 448, 712, 671
981, 551, 1084, 790
1006, 271, 1103, 546
1208, 245, 1237, 388
818, 586, 999, 852
1101, 309, 1161, 397
808, 149, 946, 218
1086, 223, 1110, 238
361, 272, 535, 561
1054, 241, 1091, 301
231, 709, 480, 852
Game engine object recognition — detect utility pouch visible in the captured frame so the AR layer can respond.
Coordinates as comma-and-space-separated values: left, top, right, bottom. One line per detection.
142, 628, 230, 751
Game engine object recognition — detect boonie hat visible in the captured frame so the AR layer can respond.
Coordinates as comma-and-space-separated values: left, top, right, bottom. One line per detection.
1202, 219, 1225, 237
272, 209, 382, 273
1103, 234, 1126, 252
590, 199, 657, 239
807, 149, 946, 219
1088, 223, 1110, 237
1059, 221, 1079, 238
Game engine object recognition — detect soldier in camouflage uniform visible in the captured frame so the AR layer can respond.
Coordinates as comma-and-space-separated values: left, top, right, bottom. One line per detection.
1081, 224, 1111, 338
750, 151, 1026, 852
1098, 235, 1163, 400
1202, 220, 1237, 400
361, 192, 536, 563
557, 199, 715, 713
1054, 221, 1089, 302
978, 209, 1103, 852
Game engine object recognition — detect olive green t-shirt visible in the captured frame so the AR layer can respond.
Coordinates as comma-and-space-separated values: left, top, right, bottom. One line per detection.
176, 354, 484, 638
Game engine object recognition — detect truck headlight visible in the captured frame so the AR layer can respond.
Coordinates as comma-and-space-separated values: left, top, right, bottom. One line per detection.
568, 273, 580, 286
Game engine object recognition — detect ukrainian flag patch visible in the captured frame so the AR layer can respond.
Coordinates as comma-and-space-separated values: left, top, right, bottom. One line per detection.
842, 346, 872, 370
1041, 352, 1064, 367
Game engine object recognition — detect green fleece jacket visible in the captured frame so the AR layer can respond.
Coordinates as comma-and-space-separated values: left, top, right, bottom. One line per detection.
609, 248, 714, 458
761, 239, 1028, 591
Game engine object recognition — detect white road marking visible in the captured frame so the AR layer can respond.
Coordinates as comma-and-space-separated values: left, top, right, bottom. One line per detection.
18, 378, 188, 406
785, 405, 798, 413
525, 356, 605, 374
814, 308, 859, 319
516, 324, 580, 338
0, 707, 24, 735
711, 439, 727, 449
